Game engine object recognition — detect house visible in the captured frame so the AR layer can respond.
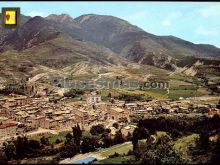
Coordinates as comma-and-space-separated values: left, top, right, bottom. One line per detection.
75, 108, 89, 126
26, 116, 46, 129
87, 95, 101, 105
109, 126, 117, 136
208, 109, 220, 117
0, 98, 7, 106
5, 99, 17, 108
44, 119, 58, 129
0, 117, 8, 124
109, 107, 129, 122
125, 103, 137, 109
14, 96, 29, 106
121, 125, 137, 136
0, 121, 17, 138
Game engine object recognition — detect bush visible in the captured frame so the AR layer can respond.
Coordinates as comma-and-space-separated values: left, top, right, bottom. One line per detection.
127, 149, 134, 156
63, 89, 85, 98
55, 139, 62, 144
113, 122, 119, 129
90, 124, 105, 135
109, 152, 120, 158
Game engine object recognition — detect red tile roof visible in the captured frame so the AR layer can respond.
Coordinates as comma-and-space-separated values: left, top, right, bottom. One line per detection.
0, 122, 17, 129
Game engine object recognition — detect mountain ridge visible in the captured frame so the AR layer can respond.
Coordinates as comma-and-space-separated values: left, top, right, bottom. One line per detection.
0, 13, 219, 83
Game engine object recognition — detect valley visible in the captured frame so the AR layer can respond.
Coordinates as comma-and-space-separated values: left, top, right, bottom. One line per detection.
0, 9, 220, 165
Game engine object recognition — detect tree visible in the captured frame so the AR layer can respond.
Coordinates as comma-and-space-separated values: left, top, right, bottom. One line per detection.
40, 136, 49, 146
63, 89, 85, 98
72, 124, 82, 146
55, 139, 62, 144
138, 135, 188, 164
112, 122, 119, 129
192, 131, 210, 157
217, 100, 220, 109
107, 93, 112, 98
110, 99, 115, 104
81, 137, 99, 153
126, 132, 133, 141
198, 131, 210, 152
102, 134, 114, 148
105, 128, 111, 134
0, 151, 7, 164
60, 139, 79, 158
14, 136, 29, 159
26, 140, 41, 157
3, 142, 16, 160
132, 127, 150, 151
114, 130, 125, 145
211, 136, 220, 163
90, 124, 105, 136
65, 133, 73, 142
29, 139, 40, 150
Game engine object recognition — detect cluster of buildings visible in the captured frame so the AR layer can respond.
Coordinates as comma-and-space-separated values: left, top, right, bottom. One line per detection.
0, 93, 130, 142
124, 99, 219, 116
0, 92, 219, 145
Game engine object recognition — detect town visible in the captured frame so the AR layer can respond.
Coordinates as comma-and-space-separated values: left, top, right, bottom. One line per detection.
1, 90, 219, 147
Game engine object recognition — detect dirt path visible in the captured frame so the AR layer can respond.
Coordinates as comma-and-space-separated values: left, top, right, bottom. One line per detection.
25, 128, 59, 136
92, 72, 113, 81
28, 73, 48, 83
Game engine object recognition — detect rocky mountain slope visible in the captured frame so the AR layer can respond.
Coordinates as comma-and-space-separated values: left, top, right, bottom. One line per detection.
0, 13, 219, 84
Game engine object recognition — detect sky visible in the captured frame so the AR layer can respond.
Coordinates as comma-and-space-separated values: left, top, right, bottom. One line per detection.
0, 1, 220, 48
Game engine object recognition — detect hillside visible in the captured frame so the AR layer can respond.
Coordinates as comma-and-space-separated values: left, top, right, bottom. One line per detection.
0, 14, 31, 43
73, 14, 220, 59
0, 13, 219, 88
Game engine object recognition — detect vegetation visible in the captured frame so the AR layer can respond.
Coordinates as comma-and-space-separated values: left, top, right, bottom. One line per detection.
29, 131, 70, 144
173, 134, 199, 159
128, 115, 220, 164
93, 155, 135, 164
95, 142, 133, 158
3, 114, 220, 164
63, 89, 85, 98
90, 124, 106, 136
112, 122, 119, 129
134, 135, 188, 164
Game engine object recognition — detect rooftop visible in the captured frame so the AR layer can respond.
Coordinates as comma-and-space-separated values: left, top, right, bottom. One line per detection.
111, 107, 124, 113
0, 122, 17, 129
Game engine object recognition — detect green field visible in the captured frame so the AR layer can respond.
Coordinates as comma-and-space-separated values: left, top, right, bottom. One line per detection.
93, 155, 135, 164
92, 142, 133, 164
156, 131, 168, 139
28, 131, 71, 144
94, 142, 132, 158
20, 156, 55, 164
173, 134, 199, 159
28, 130, 98, 145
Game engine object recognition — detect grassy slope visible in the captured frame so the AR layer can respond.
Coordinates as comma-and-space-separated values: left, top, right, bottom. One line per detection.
92, 155, 135, 164
93, 132, 168, 164
92, 142, 133, 164
173, 134, 199, 159
95, 142, 132, 158
28, 131, 71, 144
20, 156, 55, 164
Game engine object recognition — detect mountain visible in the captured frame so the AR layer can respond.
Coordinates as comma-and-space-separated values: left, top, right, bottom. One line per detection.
0, 16, 61, 51
74, 14, 144, 45
72, 14, 220, 69
0, 14, 31, 43
72, 14, 220, 59
0, 15, 129, 84
0, 13, 219, 85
